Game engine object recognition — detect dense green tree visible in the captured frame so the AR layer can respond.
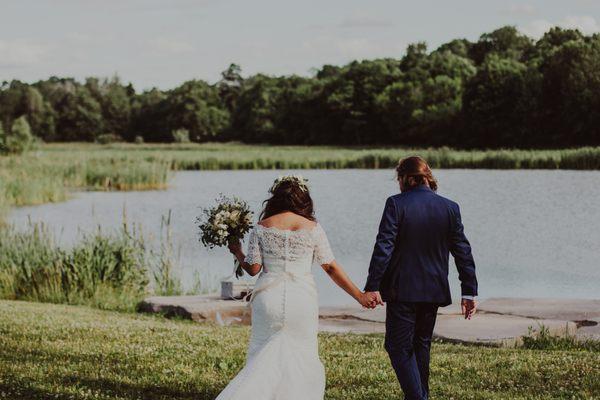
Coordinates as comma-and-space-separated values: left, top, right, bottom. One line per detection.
231, 75, 280, 143
469, 26, 534, 64
164, 80, 229, 142
1, 25, 600, 148
218, 63, 244, 114
540, 39, 600, 146
3, 116, 34, 154
86, 76, 132, 136
0, 122, 5, 153
130, 89, 169, 142
33, 78, 104, 141
463, 55, 541, 147
0, 81, 55, 140
436, 39, 472, 58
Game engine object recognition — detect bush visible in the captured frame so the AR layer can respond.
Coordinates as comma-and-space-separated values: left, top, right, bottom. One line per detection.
96, 133, 123, 144
0, 116, 34, 154
171, 128, 190, 143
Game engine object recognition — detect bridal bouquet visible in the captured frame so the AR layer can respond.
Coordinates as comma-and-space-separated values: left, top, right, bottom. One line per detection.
196, 195, 254, 278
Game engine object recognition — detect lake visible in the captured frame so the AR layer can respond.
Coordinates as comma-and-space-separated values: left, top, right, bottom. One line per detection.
8, 170, 600, 306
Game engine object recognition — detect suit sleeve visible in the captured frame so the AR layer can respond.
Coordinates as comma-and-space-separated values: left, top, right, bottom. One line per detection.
449, 203, 478, 297
364, 197, 399, 292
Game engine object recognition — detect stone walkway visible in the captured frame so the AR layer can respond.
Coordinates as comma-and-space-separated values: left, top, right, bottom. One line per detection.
138, 296, 598, 346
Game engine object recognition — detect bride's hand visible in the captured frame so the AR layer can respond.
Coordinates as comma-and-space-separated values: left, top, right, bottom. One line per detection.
227, 238, 242, 256
357, 292, 376, 309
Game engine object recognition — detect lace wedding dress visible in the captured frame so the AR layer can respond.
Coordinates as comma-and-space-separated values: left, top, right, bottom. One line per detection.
215, 223, 334, 400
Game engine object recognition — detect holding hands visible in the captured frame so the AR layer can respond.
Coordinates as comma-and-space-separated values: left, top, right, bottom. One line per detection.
358, 291, 384, 309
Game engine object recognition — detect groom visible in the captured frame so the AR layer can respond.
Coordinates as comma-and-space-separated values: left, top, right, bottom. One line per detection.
364, 156, 478, 400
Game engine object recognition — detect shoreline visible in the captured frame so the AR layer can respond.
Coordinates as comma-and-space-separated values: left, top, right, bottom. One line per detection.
139, 296, 600, 346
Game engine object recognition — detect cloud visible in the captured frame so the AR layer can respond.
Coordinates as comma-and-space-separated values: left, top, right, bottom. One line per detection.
301, 36, 404, 61
339, 15, 394, 29
520, 15, 600, 38
148, 37, 195, 54
0, 39, 50, 68
520, 19, 554, 38
561, 15, 600, 34
506, 4, 536, 16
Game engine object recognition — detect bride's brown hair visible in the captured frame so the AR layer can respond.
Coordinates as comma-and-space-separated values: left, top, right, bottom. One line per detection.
260, 179, 316, 221
396, 156, 438, 191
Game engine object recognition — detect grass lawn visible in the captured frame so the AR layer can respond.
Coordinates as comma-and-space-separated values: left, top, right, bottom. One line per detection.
0, 300, 598, 400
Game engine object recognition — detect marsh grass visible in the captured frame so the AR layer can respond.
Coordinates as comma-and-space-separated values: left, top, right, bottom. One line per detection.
151, 210, 183, 296
0, 208, 200, 311
0, 300, 598, 400
0, 147, 170, 213
2, 143, 600, 216
0, 222, 149, 312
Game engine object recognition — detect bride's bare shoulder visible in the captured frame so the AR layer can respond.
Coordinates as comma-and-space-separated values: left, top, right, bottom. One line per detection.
258, 212, 317, 231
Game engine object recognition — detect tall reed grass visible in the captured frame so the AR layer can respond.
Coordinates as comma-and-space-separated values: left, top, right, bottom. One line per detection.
0, 148, 170, 215
0, 210, 189, 311
0, 222, 149, 311
2, 143, 599, 215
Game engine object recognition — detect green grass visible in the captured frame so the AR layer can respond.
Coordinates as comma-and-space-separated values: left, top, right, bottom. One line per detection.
523, 326, 600, 352
0, 300, 598, 400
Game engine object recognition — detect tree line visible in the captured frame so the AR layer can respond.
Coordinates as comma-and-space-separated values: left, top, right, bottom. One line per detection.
2, 25, 600, 150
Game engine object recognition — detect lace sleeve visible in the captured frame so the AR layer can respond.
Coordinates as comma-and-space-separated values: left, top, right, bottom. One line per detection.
313, 224, 335, 266
244, 227, 262, 265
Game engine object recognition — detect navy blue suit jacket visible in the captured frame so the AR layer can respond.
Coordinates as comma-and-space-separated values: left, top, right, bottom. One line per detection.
364, 185, 478, 306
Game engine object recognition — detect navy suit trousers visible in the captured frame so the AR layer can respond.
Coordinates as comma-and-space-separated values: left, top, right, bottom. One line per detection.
385, 302, 438, 400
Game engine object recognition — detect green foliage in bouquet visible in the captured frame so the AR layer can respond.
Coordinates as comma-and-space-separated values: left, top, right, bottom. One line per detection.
196, 195, 254, 277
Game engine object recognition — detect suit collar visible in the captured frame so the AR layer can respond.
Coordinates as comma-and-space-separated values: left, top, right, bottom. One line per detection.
407, 185, 432, 193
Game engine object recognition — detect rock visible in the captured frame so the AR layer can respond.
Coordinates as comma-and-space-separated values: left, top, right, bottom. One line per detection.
319, 318, 386, 334
433, 314, 577, 346
576, 318, 600, 340
478, 298, 600, 321
319, 305, 386, 323
138, 295, 597, 346
138, 294, 250, 325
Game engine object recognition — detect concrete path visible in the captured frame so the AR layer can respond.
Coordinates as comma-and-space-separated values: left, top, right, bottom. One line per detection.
138, 295, 597, 346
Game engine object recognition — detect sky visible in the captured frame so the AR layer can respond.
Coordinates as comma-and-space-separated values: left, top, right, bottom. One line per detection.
1, 0, 600, 91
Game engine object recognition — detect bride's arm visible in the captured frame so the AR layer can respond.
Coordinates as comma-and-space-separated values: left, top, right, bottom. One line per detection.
321, 261, 374, 308
228, 240, 262, 276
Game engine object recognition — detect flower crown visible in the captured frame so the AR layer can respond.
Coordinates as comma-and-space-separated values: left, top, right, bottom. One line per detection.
269, 174, 309, 193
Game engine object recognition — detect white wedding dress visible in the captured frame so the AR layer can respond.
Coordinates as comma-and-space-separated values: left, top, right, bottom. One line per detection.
215, 223, 334, 400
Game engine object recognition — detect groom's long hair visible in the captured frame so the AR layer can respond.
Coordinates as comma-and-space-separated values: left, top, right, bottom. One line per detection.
260, 180, 316, 221
396, 156, 438, 192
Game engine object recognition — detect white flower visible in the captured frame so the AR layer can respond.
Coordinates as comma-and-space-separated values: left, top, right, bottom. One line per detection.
269, 174, 309, 193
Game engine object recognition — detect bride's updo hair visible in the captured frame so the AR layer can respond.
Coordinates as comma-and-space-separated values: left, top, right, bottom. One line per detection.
260, 176, 315, 221
396, 156, 438, 192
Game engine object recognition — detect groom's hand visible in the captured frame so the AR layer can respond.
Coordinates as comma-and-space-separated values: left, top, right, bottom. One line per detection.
461, 298, 477, 320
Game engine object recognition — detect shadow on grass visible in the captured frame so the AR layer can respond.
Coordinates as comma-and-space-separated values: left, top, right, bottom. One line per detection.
0, 377, 222, 400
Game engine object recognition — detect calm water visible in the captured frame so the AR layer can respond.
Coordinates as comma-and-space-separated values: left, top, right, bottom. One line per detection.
9, 170, 600, 305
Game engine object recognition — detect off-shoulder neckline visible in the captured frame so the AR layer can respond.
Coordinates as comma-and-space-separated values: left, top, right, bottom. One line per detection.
256, 223, 320, 233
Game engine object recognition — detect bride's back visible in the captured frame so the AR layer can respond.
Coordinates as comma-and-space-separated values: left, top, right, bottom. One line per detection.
258, 211, 317, 232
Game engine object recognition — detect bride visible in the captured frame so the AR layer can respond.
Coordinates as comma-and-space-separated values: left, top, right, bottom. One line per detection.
216, 175, 375, 400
